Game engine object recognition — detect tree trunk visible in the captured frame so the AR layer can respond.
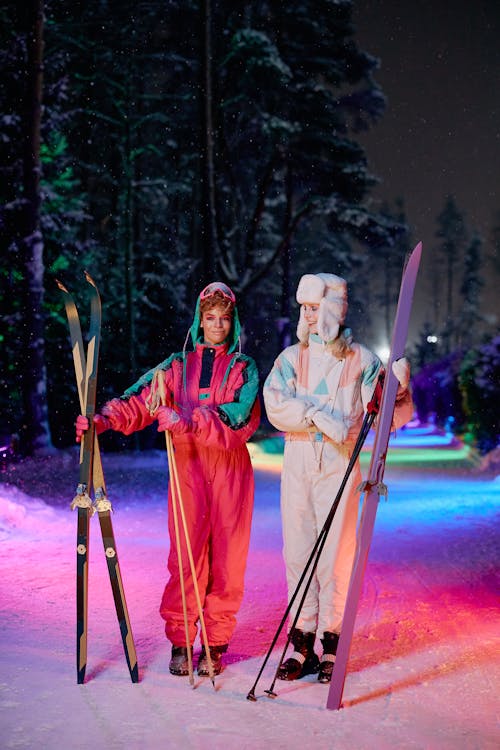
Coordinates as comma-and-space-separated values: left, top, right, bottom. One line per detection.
200, 0, 218, 281
278, 165, 293, 351
19, 0, 53, 455
123, 80, 137, 383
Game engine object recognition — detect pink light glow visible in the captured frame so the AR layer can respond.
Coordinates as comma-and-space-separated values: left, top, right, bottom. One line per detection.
0, 436, 498, 746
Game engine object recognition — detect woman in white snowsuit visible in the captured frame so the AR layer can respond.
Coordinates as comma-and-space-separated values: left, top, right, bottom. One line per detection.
263, 273, 413, 683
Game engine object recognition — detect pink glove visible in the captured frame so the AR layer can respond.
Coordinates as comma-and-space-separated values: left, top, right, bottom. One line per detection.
75, 414, 111, 443
392, 357, 410, 390
156, 406, 190, 434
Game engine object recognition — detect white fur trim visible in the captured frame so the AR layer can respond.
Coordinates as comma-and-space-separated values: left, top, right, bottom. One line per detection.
296, 274, 326, 304
320, 653, 336, 663
289, 651, 306, 665
296, 308, 310, 344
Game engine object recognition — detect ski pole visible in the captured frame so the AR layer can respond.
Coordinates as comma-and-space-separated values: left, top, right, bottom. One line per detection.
247, 418, 368, 699
165, 430, 195, 685
268, 386, 382, 694
264, 412, 375, 699
152, 370, 216, 687
247, 405, 377, 701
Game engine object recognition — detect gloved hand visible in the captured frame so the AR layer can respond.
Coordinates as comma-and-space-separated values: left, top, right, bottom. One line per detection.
392, 357, 410, 390
156, 405, 191, 434
309, 408, 348, 444
75, 414, 111, 443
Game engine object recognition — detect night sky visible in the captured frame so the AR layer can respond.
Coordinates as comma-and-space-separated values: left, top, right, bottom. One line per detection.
352, 0, 499, 341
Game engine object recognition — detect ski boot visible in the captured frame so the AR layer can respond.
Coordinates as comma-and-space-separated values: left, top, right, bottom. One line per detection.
277, 628, 319, 680
169, 645, 193, 676
318, 631, 339, 683
197, 644, 228, 676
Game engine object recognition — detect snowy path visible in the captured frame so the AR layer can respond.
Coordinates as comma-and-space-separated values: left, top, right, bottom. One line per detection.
0, 436, 499, 749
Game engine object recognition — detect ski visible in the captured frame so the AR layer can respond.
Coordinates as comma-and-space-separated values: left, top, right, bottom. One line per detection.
57, 273, 138, 683
92, 458, 139, 684
326, 241, 423, 711
68, 271, 100, 684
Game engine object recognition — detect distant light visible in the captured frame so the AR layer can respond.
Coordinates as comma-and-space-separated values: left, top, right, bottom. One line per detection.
426, 335, 438, 344
375, 345, 391, 362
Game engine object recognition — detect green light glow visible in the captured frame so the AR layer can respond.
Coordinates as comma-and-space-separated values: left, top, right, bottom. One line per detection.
249, 436, 478, 471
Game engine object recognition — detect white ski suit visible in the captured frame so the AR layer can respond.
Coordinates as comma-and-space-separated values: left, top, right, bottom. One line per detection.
263, 333, 413, 636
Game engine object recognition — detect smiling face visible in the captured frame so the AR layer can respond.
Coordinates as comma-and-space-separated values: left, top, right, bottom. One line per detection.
302, 303, 320, 334
200, 304, 233, 345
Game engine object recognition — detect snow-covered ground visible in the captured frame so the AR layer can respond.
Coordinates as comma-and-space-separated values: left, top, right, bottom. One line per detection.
0, 428, 499, 749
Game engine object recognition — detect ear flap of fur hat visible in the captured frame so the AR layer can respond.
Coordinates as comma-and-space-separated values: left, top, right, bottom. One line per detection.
317, 273, 348, 342
296, 273, 348, 344
296, 275, 325, 343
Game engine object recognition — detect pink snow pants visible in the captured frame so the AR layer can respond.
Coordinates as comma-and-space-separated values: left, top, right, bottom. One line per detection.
159, 440, 254, 647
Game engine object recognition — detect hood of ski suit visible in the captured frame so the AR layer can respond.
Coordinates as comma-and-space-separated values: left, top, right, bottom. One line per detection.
121, 288, 244, 403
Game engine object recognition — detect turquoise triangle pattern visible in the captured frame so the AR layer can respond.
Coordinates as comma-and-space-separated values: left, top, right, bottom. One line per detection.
314, 378, 329, 395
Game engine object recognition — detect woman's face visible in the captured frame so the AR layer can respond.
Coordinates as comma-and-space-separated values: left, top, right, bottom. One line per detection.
200, 304, 232, 345
302, 303, 319, 334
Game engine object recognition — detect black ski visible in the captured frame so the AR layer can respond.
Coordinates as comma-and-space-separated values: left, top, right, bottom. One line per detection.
326, 241, 422, 710
57, 272, 138, 683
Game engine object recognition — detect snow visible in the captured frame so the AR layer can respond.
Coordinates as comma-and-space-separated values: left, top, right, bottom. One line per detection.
0, 429, 499, 749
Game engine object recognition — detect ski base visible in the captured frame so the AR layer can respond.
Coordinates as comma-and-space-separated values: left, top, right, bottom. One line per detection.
327, 241, 423, 710
59, 274, 139, 684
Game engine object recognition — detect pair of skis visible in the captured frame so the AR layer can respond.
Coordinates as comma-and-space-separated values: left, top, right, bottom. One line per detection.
58, 272, 138, 684
248, 241, 422, 710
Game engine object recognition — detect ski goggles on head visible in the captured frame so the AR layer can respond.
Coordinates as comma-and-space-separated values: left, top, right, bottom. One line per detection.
199, 282, 236, 304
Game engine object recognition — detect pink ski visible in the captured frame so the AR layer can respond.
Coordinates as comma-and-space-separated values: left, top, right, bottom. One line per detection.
327, 242, 423, 710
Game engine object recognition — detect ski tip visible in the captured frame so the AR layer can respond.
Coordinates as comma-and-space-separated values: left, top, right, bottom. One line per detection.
55, 278, 69, 293
402, 241, 423, 277
84, 269, 97, 288
411, 241, 423, 262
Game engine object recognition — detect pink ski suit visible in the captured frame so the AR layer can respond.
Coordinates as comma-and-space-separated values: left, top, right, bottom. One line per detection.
100, 298, 260, 648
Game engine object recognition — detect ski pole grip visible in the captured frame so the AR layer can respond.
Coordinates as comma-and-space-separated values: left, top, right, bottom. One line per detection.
367, 373, 384, 415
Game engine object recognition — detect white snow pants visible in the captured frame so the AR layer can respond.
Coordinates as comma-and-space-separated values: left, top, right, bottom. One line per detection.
280, 438, 361, 635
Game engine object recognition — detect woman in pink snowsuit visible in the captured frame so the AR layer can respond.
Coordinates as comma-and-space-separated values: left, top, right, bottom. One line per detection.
77, 283, 260, 676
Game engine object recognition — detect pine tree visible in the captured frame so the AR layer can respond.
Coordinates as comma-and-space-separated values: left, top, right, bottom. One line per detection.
47, 0, 198, 389
0, 1, 91, 451
491, 211, 500, 275
457, 232, 484, 348
2, 0, 409, 444
2, 1, 53, 455
213, 0, 394, 289
370, 198, 410, 344
434, 195, 467, 353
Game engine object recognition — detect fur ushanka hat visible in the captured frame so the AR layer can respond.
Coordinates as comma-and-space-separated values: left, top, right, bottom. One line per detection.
296, 273, 348, 344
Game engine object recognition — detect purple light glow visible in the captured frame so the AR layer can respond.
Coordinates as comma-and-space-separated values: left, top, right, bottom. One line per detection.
0, 427, 498, 745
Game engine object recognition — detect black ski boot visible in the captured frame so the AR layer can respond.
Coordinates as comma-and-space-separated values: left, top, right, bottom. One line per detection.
169, 645, 193, 676
277, 628, 319, 681
197, 644, 228, 676
318, 631, 339, 683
